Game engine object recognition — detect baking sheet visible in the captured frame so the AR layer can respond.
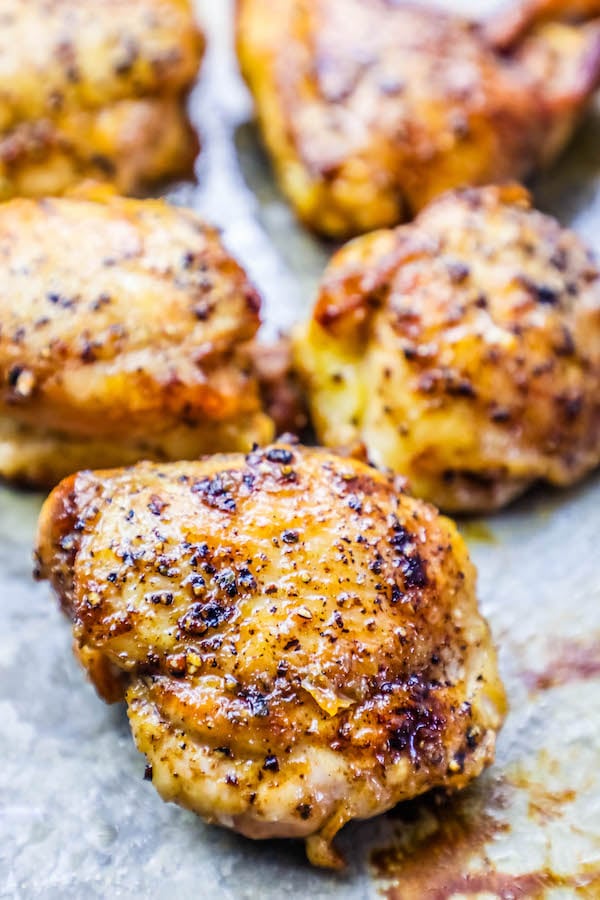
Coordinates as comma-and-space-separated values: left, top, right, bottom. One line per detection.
1, 1, 600, 897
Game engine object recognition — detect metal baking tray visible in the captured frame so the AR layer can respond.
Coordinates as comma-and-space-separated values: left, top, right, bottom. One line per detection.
1, 1, 599, 897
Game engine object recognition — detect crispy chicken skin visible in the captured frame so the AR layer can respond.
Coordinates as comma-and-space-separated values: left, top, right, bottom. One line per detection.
0, 191, 274, 487
35, 442, 506, 868
293, 185, 600, 513
0, 0, 203, 199
236, 0, 600, 238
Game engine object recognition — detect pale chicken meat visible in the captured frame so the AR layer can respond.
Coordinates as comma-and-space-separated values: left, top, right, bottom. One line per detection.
0, 190, 274, 487
293, 185, 600, 512
35, 442, 506, 868
0, 0, 204, 199
237, 0, 600, 238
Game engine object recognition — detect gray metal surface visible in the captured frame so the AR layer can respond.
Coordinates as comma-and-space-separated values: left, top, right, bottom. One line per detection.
1, 2, 599, 897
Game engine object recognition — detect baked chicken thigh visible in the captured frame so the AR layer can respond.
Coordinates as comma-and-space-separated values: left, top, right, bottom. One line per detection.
237, 0, 600, 237
35, 442, 506, 868
487, 0, 600, 46
0, 191, 273, 487
294, 185, 600, 512
0, 0, 203, 199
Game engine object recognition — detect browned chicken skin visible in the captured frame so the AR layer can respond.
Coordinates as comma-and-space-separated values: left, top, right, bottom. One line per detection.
35, 442, 506, 868
0, 0, 203, 198
0, 190, 274, 487
293, 185, 600, 512
237, 0, 600, 238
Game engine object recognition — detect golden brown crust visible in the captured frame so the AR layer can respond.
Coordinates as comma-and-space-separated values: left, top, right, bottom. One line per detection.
0, 192, 274, 486
294, 185, 600, 512
237, 0, 600, 238
250, 337, 310, 437
0, 0, 203, 197
35, 443, 506, 868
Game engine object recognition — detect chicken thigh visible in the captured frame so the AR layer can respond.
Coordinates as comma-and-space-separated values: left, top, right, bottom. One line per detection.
293, 185, 600, 512
35, 442, 506, 868
0, 0, 203, 199
237, 0, 600, 238
0, 190, 273, 487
